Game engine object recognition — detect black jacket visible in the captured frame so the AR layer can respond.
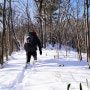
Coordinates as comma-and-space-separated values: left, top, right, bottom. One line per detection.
24, 32, 42, 52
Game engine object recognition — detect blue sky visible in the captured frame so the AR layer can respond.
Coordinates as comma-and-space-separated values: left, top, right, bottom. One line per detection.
0, 0, 3, 3
0, 0, 89, 20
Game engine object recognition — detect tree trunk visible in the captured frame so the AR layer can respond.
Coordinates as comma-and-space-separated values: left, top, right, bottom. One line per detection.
85, 0, 90, 68
1, 0, 6, 65
39, 0, 43, 47
44, 17, 46, 48
76, 0, 82, 61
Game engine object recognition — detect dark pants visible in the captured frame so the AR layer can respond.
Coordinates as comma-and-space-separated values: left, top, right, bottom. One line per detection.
26, 51, 37, 63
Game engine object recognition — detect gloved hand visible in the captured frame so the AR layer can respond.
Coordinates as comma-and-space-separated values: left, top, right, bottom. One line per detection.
40, 51, 42, 55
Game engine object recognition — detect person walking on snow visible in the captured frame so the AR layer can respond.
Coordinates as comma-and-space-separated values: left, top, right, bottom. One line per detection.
24, 30, 42, 65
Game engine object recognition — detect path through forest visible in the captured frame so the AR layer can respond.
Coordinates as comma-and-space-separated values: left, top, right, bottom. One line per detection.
0, 49, 90, 90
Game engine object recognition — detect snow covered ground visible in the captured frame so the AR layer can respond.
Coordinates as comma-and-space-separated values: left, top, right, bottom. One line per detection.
0, 46, 90, 90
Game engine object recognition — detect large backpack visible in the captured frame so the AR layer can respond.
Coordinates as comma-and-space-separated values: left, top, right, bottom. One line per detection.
24, 32, 37, 52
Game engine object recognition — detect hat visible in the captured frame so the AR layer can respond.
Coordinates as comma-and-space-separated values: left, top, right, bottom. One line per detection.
32, 30, 37, 35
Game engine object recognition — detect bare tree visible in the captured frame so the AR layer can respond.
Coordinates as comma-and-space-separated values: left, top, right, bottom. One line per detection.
76, 0, 82, 61
1, 0, 6, 65
84, 0, 90, 68
34, 0, 43, 47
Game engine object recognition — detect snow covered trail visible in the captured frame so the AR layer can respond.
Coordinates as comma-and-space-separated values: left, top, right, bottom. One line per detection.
13, 58, 68, 90
0, 49, 90, 90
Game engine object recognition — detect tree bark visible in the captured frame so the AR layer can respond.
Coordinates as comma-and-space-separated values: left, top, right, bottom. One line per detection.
85, 0, 90, 68
1, 0, 6, 65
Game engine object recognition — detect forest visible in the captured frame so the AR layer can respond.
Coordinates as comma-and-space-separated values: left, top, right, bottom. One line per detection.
0, 0, 90, 68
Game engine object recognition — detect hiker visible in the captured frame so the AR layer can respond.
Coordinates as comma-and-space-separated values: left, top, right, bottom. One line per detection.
24, 30, 42, 65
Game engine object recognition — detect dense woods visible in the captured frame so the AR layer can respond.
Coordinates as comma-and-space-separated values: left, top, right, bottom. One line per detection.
0, 0, 90, 68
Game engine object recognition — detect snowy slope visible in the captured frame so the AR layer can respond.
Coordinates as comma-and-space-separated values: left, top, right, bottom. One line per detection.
0, 48, 90, 90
